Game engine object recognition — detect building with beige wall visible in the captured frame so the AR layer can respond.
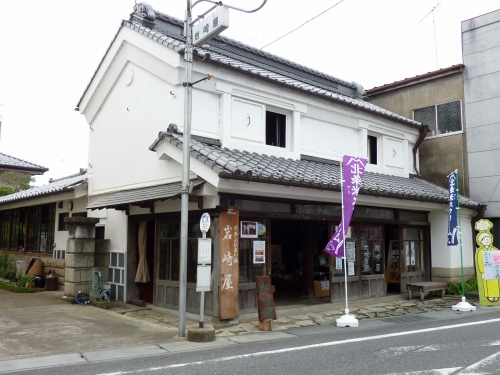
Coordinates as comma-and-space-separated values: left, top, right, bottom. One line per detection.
365, 65, 469, 197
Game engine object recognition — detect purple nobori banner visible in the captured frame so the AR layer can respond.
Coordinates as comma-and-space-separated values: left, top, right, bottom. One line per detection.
447, 171, 459, 246
325, 155, 367, 258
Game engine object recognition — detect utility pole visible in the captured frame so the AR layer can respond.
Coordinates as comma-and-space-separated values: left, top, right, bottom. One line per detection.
179, 0, 193, 337
178, 0, 268, 338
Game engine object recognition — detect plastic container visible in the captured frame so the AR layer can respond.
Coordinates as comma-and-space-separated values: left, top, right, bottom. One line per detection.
34, 275, 46, 288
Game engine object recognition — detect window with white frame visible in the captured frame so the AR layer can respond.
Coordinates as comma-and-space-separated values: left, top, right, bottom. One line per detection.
108, 252, 125, 301
413, 100, 462, 136
53, 250, 66, 260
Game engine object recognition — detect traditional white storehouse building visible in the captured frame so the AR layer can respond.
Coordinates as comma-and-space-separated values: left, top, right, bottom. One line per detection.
1, 3, 479, 319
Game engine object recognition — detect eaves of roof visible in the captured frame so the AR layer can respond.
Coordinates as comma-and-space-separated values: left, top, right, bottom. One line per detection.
365, 64, 464, 96
150, 127, 481, 210
87, 180, 205, 210
0, 171, 87, 205
0, 152, 48, 175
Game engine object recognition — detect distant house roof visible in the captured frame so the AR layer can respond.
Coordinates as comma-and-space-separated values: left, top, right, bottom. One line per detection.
0, 169, 87, 205
150, 125, 480, 209
0, 152, 48, 175
365, 64, 464, 96
76, 6, 425, 130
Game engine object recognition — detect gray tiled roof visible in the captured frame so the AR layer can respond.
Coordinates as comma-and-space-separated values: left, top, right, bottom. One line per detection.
0, 152, 48, 174
87, 180, 204, 210
150, 127, 480, 209
0, 170, 87, 205
123, 20, 425, 130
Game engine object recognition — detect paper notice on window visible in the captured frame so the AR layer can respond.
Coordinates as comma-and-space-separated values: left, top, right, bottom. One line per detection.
346, 241, 356, 262
348, 261, 355, 276
336, 257, 343, 270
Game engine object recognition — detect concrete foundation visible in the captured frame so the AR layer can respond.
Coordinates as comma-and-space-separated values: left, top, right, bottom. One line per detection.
431, 266, 475, 284
187, 327, 216, 342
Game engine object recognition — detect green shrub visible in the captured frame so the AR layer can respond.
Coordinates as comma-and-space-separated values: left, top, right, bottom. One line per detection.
0, 281, 43, 293
16, 275, 36, 287
0, 253, 14, 278
447, 277, 478, 295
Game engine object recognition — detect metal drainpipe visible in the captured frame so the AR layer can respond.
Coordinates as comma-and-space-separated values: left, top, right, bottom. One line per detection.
412, 125, 430, 178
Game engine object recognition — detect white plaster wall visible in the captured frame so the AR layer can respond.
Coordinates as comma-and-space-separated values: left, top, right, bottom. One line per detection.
429, 209, 474, 270
87, 208, 127, 252
87, 60, 184, 194
104, 210, 128, 252
300, 117, 359, 158
191, 89, 220, 138
211, 61, 419, 172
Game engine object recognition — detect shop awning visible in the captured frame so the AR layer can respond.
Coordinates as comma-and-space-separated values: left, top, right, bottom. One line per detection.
87, 180, 205, 210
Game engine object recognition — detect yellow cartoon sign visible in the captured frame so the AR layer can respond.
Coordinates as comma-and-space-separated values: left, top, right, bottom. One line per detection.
475, 219, 500, 306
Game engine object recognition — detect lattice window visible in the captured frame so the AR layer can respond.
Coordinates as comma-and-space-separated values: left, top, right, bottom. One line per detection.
108, 252, 126, 301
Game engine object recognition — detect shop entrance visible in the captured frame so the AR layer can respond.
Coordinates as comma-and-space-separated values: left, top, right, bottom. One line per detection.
385, 225, 400, 294
270, 219, 330, 303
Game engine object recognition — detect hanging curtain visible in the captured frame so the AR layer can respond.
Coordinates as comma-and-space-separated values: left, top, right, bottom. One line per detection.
135, 221, 150, 283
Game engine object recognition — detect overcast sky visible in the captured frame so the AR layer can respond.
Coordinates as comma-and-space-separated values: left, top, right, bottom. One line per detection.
1, 0, 500, 186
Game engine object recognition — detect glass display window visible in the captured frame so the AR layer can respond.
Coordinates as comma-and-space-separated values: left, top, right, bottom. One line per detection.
401, 227, 423, 273
239, 219, 268, 283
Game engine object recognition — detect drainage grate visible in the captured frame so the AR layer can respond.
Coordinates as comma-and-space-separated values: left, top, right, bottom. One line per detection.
381, 314, 433, 324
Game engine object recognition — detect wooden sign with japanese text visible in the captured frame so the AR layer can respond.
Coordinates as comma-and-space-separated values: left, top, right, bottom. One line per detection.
386, 240, 400, 284
219, 206, 239, 319
256, 276, 276, 321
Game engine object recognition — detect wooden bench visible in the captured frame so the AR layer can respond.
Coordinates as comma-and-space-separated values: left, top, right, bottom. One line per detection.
406, 282, 447, 301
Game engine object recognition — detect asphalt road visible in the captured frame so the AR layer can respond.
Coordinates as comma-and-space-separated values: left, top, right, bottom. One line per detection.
6, 309, 500, 375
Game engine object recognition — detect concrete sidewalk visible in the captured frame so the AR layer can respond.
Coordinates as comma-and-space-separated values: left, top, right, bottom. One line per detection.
0, 287, 484, 369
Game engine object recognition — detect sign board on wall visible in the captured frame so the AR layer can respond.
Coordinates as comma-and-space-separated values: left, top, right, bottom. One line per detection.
192, 5, 229, 47
219, 206, 239, 319
386, 240, 400, 284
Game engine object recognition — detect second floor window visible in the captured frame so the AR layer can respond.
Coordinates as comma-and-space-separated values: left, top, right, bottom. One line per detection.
367, 135, 378, 165
413, 100, 462, 136
266, 111, 286, 148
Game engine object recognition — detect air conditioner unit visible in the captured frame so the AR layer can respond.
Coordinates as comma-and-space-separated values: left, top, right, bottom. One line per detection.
16, 261, 27, 278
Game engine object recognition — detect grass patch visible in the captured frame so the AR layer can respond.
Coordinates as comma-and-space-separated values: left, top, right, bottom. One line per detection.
447, 277, 478, 295
0, 281, 44, 293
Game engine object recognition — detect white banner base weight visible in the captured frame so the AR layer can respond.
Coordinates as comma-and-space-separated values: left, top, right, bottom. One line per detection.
452, 296, 476, 312
336, 309, 359, 328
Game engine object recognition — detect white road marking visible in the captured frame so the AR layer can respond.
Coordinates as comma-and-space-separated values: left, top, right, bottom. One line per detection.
383, 368, 461, 375
96, 318, 500, 375
375, 346, 426, 358
458, 350, 500, 374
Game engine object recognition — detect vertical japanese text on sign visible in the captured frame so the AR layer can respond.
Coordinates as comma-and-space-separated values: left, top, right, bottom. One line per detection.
219, 206, 239, 319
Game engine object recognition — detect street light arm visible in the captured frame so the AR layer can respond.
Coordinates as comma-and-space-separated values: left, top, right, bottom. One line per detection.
191, 0, 267, 13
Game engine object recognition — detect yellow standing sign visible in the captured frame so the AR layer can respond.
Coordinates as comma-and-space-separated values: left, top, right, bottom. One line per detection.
475, 219, 500, 306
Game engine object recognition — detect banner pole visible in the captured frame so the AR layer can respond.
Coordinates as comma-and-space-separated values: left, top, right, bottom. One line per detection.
340, 159, 349, 314
457, 170, 465, 297
452, 169, 476, 311
336, 156, 358, 328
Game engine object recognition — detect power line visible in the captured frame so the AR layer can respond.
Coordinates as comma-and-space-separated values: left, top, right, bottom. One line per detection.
261, 0, 345, 49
